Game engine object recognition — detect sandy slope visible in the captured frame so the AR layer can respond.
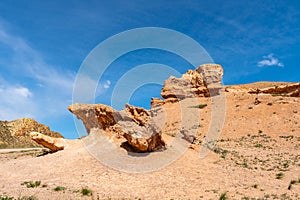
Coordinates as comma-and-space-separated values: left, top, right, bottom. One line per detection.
0, 92, 299, 200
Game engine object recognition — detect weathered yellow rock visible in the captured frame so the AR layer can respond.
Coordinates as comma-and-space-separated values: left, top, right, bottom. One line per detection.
161, 64, 223, 100
68, 103, 166, 152
30, 132, 65, 152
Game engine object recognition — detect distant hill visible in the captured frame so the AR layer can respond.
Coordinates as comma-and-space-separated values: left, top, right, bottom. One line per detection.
0, 118, 63, 148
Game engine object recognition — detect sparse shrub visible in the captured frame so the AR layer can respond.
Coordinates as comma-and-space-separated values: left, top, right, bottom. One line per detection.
242, 162, 248, 168
21, 181, 41, 188
221, 151, 228, 159
219, 192, 227, 200
276, 172, 284, 179
189, 104, 207, 109
54, 186, 66, 191
258, 130, 263, 134
170, 133, 176, 137
0, 197, 14, 200
80, 188, 92, 196
280, 193, 289, 199
288, 179, 300, 190
191, 124, 201, 129
283, 162, 289, 169
254, 143, 263, 148
18, 195, 38, 200
252, 184, 259, 189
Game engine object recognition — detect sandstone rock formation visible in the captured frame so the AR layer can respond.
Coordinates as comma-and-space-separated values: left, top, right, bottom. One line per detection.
248, 82, 300, 97
119, 120, 165, 152
6, 118, 63, 138
0, 118, 63, 148
30, 132, 66, 152
150, 97, 164, 108
225, 82, 300, 97
68, 104, 121, 132
161, 64, 223, 102
69, 103, 165, 152
124, 104, 150, 126
69, 63, 224, 152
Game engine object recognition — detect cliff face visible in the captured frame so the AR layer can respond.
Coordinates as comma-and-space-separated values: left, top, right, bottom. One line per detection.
0, 118, 63, 148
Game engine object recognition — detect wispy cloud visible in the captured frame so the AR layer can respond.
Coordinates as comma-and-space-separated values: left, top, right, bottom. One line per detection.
12, 87, 32, 98
0, 26, 74, 91
257, 54, 284, 67
0, 21, 75, 122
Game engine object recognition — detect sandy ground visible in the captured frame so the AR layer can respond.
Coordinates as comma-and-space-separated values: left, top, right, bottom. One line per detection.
0, 92, 299, 200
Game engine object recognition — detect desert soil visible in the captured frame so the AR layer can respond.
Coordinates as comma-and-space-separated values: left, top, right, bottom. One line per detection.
0, 92, 299, 200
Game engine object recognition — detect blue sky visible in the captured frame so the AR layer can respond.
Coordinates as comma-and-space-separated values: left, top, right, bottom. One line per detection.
0, 0, 299, 138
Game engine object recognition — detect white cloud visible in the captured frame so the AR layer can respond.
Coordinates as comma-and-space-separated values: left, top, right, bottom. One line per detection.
103, 80, 111, 89
257, 54, 284, 67
12, 87, 32, 98
0, 83, 36, 120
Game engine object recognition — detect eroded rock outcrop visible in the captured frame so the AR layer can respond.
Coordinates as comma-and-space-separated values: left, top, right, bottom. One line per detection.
124, 104, 150, 126
68, 104, 122, 132
225, 82, 300, 97
6, 118, 63, 138
69, 64, 224, 152
119, 120, 165, 152
0, 118, 63, 148
150, 98, 164, 108
69, 103, 165, 152
248, 82, 300, 97
30, 132, 66, 152
161, 64, 223, 102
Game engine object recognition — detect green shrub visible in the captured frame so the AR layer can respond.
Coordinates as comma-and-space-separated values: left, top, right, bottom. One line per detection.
54, 186, 66, 191
80, 188, 92, 196
18, 196, 38, 200
189, 104, 207, 109
21, 181, 41, 188
0, 197, 14, 200
0, 195, 38, 200
276, 172, 284, 179
219, 192, 227, 200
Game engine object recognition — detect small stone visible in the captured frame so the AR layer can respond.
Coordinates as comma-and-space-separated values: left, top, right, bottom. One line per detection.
254, 98, 261, 105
